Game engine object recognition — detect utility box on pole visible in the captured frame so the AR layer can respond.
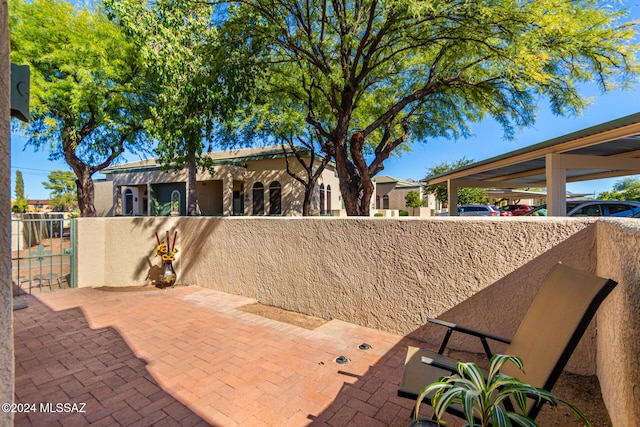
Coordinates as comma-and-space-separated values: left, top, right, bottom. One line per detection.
10, 63, 30, 122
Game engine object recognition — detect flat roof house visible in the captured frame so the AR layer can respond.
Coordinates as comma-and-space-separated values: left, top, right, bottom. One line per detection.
372, 175, 439, 215
94, 146, 341, 217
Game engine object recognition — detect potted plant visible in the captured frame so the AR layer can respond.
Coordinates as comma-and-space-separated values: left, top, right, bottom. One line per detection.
414, 354, 592, 427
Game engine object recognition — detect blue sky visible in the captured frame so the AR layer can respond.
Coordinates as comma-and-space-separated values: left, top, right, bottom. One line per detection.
10, 1, 640, 200
383, 83, 640, 197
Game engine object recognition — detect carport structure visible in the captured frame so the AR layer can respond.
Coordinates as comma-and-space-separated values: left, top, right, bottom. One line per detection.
426, 112, 640, 215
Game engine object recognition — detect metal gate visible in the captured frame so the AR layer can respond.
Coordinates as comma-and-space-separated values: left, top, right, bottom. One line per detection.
11, 214, 77, 294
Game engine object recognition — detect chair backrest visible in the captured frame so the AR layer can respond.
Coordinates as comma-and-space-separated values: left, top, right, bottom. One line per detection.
501, 263, 617, 415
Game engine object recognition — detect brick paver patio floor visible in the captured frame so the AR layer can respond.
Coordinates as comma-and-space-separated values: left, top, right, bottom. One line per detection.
13, 286, 433, 426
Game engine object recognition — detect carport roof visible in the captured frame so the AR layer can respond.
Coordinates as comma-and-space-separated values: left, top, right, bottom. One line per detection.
425, 112, 640, 188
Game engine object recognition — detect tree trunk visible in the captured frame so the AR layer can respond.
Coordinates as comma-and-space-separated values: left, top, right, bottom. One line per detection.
280, 141, 330, 216
75, 170, 96, 217
64, 149, 96, 217
334, 143, 359, 215
301, 163, 329, 216
186, 149, 198, 216
301, 186, 312, 216
359, 177, 374, 216
333, 135, 373, 216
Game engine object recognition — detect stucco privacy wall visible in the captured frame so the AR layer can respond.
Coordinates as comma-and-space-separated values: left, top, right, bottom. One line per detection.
78, 217, 601, 370
0, 2, 13, 426
595, 220, 640, 427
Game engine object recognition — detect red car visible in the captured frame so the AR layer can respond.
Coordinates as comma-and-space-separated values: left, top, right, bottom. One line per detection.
491, 205, 512, 216
500, 204, 533, 216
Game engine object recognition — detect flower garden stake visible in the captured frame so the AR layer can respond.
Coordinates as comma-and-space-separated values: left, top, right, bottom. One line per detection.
155, 231, 178, 288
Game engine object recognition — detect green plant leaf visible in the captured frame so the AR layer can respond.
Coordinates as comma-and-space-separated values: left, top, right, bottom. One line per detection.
490, 405, 512, 427
457, 361, 486, 391
506, 412, 539, 427
488, 355, 524, 381
414, 381, 451, 421
433, 387, 464, 422
558, 398, 593, 427
462, 389, 481, 424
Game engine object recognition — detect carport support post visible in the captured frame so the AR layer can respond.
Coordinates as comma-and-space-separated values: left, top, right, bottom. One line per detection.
545, 153, 567, 216
447, 179, 459, 216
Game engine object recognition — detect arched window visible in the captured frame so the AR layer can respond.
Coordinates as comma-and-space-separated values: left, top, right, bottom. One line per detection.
269, 181, 282, 215
376, 195, 380, 209
319, 184, 325, 212
326, 185, 332, 211
124, 189, 134, 215
171, 190, 181, 215
383, 195, 389, 209
252, 182, 264, 215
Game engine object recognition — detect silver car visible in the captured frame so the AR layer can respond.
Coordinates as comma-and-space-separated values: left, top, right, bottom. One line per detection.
527, 200, 640, 217
457, 204, 501, 216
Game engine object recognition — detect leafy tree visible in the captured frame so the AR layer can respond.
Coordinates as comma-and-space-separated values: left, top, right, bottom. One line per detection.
613, 177, 640, 192
43, 170, 78, 211
12, 170, 28, 213
597, 190, 624, 201
217, 0, 637, 215
239, 55, 333, 217
598, 176, 640, 201
405, 190, 426, 215
15, 170, 24, 200
106, 0, 263, 216
9, 0, 153, 217
423, 158, 488, 207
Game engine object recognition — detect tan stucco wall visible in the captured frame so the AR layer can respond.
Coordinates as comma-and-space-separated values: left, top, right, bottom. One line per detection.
78, 217, 598, 366
595, 219, 640, 427
0, 2, 13, 425
93, 180, 114, 216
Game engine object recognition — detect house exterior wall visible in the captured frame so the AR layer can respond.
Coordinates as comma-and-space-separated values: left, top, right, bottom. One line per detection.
240, 157, 341, 215
97, 155, 341, 216
152, 182, 186, 216
196, 181, 223, 215
94, 180, 114, 217
375, 182, 422, 211
25, 200, 52, 211
243, 158, 301, 216
373, 179, 437, 215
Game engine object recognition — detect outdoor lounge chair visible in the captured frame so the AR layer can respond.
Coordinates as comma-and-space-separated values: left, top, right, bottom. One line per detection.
397, 262, 617, 420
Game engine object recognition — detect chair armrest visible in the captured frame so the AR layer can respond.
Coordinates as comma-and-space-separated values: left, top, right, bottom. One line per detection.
421, 355, 458, 374
427, 318, 511, 358
428, 318, 511, 344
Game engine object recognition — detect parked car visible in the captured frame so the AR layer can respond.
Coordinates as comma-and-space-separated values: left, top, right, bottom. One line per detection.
490, 205, 512, 216
526, 200, 640, 217
458, 204, 501, 216
500, 204, 533, 216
